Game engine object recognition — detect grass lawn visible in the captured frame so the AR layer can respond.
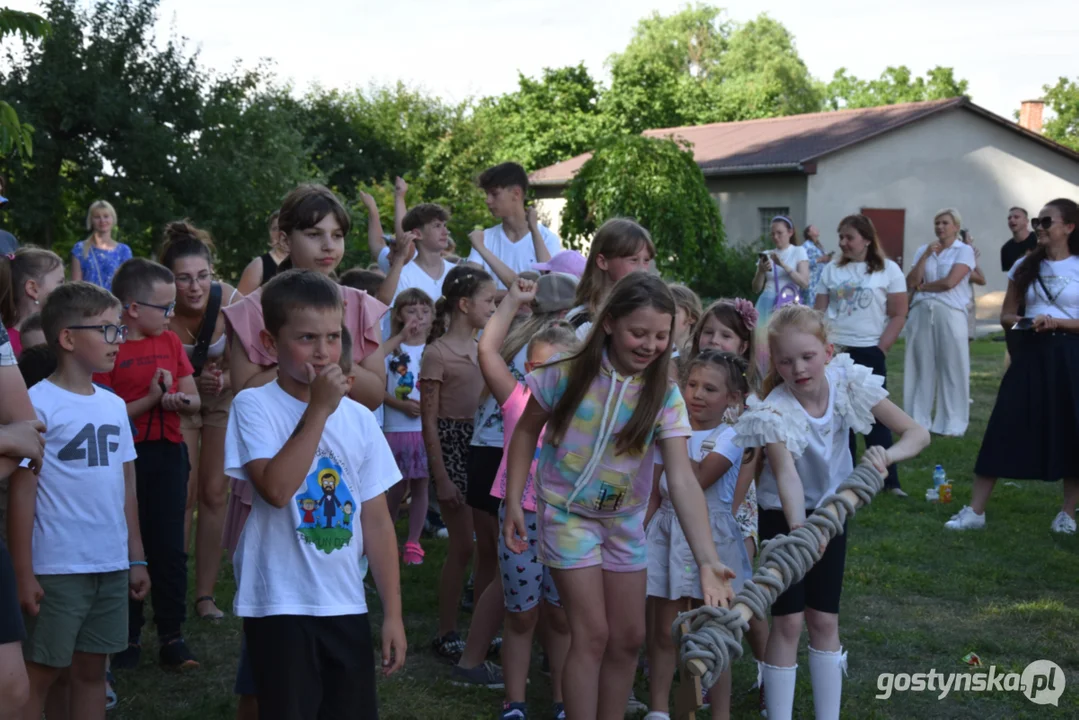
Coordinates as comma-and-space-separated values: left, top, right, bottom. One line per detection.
110, 337, 1078, 719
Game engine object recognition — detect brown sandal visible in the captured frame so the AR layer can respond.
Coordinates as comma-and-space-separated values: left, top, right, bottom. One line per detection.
195, 595, 225, 621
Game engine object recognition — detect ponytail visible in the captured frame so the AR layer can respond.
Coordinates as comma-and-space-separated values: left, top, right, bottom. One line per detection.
426, 264, 493, 345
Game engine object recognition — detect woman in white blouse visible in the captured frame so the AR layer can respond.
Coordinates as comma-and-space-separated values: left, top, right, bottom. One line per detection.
752, 216, 809, 372
816, 214, 909, 495
947, 198, 1079, 534
904, 208, 976, 436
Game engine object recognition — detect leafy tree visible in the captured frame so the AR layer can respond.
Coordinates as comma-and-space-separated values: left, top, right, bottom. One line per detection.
0, 7, 49, 157
825, 65, 968, 110
0, 0, 313, 276
560, 134, 729, 292
1042, 77, 1079, 151
471, 64, 604, 172
601, 6, 821, 133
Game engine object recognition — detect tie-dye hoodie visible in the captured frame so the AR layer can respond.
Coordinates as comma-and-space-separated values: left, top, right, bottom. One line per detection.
525, 352, 691, 518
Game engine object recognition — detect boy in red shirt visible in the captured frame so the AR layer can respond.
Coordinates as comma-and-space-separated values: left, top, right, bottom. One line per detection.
94, 258, 202, 671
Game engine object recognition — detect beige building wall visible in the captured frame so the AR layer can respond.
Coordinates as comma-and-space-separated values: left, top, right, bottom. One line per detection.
706, 174, 809, 248
808, 110, 1079, 319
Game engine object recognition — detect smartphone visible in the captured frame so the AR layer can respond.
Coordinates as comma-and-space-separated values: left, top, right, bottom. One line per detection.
1013, 317, 1034, 331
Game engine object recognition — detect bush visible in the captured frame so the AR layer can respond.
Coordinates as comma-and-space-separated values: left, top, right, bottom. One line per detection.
560, 134, 726, 292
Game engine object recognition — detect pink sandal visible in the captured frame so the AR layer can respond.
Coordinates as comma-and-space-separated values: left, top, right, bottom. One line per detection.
402, 541, 425, 566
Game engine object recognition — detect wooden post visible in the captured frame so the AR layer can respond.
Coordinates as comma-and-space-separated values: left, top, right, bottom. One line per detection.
674, 620, 704, 719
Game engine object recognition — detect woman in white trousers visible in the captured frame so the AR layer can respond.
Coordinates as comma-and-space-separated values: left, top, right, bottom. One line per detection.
904, 209, 976, 437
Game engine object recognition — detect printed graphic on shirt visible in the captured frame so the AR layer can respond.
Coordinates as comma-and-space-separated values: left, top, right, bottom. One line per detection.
295, 456, 356, 554
58, 423, 122, 466
1040, 273, 1072, 301
831, 280, 874, 317
389, 349, 417, 401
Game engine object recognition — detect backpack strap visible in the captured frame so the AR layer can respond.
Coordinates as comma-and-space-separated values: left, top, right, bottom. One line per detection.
699, 425, 727, 455
190, 282, 223, 377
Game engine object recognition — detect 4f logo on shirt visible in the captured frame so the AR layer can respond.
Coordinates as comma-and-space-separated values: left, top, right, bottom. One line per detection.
58, 424, 122, 466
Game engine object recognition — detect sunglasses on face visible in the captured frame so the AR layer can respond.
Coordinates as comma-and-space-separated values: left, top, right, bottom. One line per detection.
67, 324, 128, 344
1031, 217, 1057, 230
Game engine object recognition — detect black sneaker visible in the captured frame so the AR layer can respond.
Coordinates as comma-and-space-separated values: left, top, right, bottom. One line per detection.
111, 639, 142, 670
159, 636, 200, 670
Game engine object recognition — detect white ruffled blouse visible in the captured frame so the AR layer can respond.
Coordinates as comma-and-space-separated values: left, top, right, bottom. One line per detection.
733, 354, 887, 511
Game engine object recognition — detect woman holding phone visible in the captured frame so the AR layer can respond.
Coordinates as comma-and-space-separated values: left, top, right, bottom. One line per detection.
947, 199, 1079, 534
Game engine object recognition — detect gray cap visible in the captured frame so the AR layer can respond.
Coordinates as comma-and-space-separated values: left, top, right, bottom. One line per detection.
534, 272, 578, 314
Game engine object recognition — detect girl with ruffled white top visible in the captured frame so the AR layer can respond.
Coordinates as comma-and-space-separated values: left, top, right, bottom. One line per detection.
947, 199, 1079, 535
904, 208, 976, 436
734, 305, 929, 720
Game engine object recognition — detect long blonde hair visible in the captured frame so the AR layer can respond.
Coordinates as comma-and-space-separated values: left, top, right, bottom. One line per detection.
761, 305, 830, 397
573, 218, 655, 316
546, 272, 675, 455
83, 200, 118, 257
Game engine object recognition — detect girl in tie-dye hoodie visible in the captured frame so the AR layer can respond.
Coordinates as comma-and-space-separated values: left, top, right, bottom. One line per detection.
503, 271, 735, 719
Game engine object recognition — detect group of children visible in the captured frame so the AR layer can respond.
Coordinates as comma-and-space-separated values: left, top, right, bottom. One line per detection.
0, 160, 932, 720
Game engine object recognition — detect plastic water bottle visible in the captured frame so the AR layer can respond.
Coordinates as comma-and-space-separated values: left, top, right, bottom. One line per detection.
927, 465, 946, 502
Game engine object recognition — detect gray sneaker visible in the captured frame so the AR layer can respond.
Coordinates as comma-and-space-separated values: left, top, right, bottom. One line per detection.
450, 660, 504, 689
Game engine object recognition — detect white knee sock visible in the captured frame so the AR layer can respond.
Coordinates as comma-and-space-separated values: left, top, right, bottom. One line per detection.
808, 646, 848, 720
761, 662, 797, 720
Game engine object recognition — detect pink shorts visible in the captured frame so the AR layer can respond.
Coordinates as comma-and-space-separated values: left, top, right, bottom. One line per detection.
385, 431, 427, 480
537, 500, 647, 572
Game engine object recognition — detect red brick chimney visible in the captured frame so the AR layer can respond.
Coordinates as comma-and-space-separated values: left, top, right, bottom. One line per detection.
1019, 100, 1044, 133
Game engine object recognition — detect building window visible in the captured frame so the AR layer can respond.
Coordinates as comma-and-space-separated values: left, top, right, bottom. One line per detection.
759, 207, 790, 241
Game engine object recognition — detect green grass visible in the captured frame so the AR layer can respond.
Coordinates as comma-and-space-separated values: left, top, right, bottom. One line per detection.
110, 337, 1079, 719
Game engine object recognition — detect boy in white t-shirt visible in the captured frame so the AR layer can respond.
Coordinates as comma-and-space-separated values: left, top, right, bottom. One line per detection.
224, 270, 405, 718
467, 162, 562, 290
378, 203, 454, 339
8, 281, 149, 719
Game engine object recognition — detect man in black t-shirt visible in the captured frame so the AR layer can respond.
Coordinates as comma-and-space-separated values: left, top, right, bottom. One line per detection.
1001, 206, 1037, 273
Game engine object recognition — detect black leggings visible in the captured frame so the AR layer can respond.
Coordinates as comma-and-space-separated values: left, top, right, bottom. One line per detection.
845, 345, 899, 490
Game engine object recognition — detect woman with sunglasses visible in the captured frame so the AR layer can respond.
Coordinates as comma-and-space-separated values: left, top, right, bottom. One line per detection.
159, 221, 243, 621
904, 208, 975, 437
947, 199, 1079, 534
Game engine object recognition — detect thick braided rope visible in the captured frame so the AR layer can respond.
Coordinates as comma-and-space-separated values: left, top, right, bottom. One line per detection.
674, 463, 884, 690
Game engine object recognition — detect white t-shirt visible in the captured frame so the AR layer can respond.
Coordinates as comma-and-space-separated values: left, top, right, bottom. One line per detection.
1008, 254, 1079, 320
384, 342, 425, 432
734, 355, 887, 512
765, 245, 809, 296
910, 242, 975, 311
472, 345, 529, 447
225, 381, 400, 618
659, 425, 742, 508
28, 381, 137, 575
466, 223, 562, 290
816, 259, 906, 347
380, 257, 454, 340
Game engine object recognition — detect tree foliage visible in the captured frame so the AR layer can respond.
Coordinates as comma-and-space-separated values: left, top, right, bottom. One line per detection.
825, 65, 968, 110
602, 7, 821, 133
560, 135, 726, 291
0, 7, 50, 157
0, 0, 978, 290
1042, 77, 1079, 152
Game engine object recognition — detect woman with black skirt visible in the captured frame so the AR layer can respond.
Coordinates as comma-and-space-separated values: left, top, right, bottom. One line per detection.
947, 198, 1079, 534
816, 214, 909, 495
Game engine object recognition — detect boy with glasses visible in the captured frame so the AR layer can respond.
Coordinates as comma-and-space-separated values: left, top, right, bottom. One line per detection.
7, 282, 149, 718
92, 259, 202, 671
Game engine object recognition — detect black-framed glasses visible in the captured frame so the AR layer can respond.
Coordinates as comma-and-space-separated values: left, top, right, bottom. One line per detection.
129, 300, 176, 317
67, 324, 128, 344
1031, 216, 1057, 230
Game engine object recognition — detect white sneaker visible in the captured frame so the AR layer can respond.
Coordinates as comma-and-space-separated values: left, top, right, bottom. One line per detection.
626, 690, 648, 716
888, 488, 909, 498
1050, 511, 1077, 535
944, 506, 986, 530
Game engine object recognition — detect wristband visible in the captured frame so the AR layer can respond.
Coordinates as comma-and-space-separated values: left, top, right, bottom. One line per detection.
130, 560, 148, 567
